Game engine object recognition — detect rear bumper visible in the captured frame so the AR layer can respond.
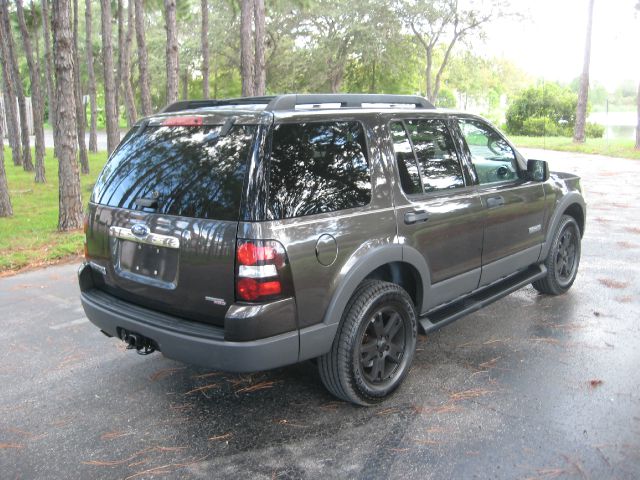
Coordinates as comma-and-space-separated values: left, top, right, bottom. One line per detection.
81, 288, 300, 372
78, 263, 300, 373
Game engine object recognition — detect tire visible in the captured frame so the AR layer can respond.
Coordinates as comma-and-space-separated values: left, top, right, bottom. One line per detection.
533, 215, 581, 295
318, 280, 417, 406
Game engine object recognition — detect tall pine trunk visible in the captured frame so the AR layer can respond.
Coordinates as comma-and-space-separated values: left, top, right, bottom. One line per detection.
42, 0, 58, 157
573, 0, 595, 143
134, 0, 152, 116
85, 0, 98, 152
122, 1, 137, 127
16, 0, 46, 183
52, 0, 83, 231
253, 0, 265, 96
240, 0, 254, 97
115, 0, 123, 119
0, 11, 21, 166
73, 0, 89, 174
164, 0, 178, 105
0, 2, 33, 171
100, 0, 120, 154
0, 118, 13, 217
0, 118, 12, 217
201, 0, 209, 98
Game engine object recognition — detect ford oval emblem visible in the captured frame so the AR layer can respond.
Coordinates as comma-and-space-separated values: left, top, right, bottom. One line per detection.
131, 224, 150, 237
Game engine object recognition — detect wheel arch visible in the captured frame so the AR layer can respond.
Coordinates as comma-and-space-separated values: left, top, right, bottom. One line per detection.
540, 193, 586, 261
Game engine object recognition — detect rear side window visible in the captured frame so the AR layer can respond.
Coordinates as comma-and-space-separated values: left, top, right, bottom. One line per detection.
404, 119, 464, 193
267, 121, 371, 219
92, 125, 256, 221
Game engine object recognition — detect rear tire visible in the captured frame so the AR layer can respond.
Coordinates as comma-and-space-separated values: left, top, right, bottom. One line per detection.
318, 280, 417, 406
533, 215, 581, 295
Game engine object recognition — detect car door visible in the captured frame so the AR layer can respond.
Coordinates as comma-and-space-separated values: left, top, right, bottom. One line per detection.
455, 117, 547, 287
390, 117, 485, 312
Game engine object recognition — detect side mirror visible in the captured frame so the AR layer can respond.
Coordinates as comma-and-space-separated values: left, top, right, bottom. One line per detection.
527, 159, 549, 182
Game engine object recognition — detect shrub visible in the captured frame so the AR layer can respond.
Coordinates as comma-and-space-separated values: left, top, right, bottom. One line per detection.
436, 87, 456, 108
585, 122, 605, 138
506, 83, 578, 136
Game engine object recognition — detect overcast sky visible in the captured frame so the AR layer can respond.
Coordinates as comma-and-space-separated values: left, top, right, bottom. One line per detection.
483, 0, 639, 90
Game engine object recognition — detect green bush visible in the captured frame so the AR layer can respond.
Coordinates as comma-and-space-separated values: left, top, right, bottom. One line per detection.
585, 122, 605, 138
506, 83, 578, 136
436, 87, 456, 108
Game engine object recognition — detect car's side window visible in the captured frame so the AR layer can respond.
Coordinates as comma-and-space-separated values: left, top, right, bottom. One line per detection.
390, 122, 422, 195
404, 119, 465, 193
457, 119, 519, 185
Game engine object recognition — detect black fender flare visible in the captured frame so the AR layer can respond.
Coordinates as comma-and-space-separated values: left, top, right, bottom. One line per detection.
539, 193, 586, 262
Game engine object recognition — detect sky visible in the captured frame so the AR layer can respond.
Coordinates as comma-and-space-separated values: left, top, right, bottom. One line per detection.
483, 0, 640, 90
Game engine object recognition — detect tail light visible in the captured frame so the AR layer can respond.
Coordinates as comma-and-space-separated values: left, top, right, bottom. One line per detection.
235, 239, 292, 302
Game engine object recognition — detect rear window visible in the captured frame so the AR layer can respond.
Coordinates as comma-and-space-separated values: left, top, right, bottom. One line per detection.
267, 121, 371, 220
92, 125, 255, 220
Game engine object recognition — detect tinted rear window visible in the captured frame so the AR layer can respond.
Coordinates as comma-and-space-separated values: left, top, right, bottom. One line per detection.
267, 121, 371, 219
92, 125, 255, 220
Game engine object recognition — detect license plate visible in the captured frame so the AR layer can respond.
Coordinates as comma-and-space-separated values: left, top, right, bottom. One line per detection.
118, 240, 179, 285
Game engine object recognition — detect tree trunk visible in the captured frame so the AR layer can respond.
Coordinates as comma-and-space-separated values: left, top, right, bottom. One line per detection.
16, 0, 46, 183
636, 80, 640, 150
240, 0, 254, 97
134, 0, 152, 116
122, 1, 137, 127
31, 1, 42, 99
164, 0, 179, 105
41, 0, 58, 157
51, 0, 83, 231
253, 0, 265, 96
85, 0, 98, 152
0, 2, 33, 171
0, 118, 12, 217
115, 0, 123, 119
181, 68, 188, 100
0, 10, 21, 166
573, 0, 595, 143
73, 0, 89, 174
100, 0, 120, 154
201, 0, 209, 98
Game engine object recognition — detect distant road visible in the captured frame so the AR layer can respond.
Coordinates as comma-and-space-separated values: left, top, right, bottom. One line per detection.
4, 129, 109, 152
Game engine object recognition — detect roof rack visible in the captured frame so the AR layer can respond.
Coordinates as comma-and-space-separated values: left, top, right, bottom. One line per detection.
160, 94, 435, 114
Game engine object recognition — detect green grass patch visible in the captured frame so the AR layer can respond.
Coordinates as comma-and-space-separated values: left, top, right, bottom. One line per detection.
0, 148, 108, 273
509, 136, 640, 160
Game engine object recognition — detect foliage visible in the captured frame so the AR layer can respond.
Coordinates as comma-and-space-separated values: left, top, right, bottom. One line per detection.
0, 148, 108, 272
436, 86, 456, 108
509, 136, 640, 160
585, 122, 605, 138
505, 84, 579, 136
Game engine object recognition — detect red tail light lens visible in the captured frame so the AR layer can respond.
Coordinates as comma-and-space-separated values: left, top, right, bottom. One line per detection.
235, 239, 289, 302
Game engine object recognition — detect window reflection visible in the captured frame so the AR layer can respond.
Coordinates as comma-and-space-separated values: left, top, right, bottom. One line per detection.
93, 125, 255, 220
267, 121, 371, 219
391, 122, 422, 194
404, 119, 465, 193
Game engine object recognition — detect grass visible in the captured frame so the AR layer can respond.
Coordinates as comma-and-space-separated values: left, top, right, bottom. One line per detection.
0, 147, 108, 273
509, 135, 640, 160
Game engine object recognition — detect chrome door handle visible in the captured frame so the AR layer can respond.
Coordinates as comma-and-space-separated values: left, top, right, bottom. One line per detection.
404, 210, 430, 225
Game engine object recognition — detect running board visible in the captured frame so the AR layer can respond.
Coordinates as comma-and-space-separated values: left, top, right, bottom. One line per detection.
419, 265, 547, 334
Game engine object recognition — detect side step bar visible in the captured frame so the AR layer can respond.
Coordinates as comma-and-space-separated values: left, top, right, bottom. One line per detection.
419, 264, 547, 334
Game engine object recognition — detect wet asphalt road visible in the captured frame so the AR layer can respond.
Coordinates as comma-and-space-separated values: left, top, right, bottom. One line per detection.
1, 149, 639, 479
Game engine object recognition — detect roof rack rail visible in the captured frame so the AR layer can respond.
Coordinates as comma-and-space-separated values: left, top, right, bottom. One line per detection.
160, 94, 435, 114
265, 94, 435, 110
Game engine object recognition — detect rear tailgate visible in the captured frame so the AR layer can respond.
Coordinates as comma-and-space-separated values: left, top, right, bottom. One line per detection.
85, 121, 258, 327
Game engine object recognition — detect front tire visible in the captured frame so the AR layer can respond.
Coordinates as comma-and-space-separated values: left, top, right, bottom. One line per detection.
318, 280, 417, 406
533, 215, 581, 295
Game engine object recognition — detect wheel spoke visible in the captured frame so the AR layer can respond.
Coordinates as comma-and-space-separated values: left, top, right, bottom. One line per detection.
387, 343, 403, 364
372, 314, 384, 337
385, 313, 403, 339
360, 341, 377, 363
370, 356, 383, 380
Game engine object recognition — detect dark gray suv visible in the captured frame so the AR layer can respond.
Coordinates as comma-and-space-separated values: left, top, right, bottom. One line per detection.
79, 94, 586, 405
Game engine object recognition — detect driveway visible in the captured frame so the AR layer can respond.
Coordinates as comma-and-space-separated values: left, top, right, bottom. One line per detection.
1, 149, 639, 479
